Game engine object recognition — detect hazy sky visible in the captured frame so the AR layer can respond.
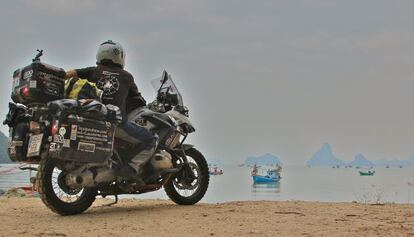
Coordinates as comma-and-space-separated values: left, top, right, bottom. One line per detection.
1, 0, 414, 165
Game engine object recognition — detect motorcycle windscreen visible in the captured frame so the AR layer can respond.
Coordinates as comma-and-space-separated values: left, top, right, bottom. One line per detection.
150, 75, 184, 107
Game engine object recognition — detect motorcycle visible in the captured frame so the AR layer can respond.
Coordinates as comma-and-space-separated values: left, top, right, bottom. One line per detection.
5, 52, 209, 215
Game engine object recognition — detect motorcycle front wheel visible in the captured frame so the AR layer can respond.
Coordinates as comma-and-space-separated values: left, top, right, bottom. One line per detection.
36, 158, 97, 215
164, 147, 209, 205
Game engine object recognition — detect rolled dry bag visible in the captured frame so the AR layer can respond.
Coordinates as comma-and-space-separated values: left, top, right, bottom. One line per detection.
64, 77, 103, 101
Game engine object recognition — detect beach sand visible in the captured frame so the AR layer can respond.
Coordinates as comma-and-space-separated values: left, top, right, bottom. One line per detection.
0, 197, 413, 236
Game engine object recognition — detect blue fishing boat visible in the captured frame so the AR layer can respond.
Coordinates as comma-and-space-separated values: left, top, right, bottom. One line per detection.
251, 167, 280, 183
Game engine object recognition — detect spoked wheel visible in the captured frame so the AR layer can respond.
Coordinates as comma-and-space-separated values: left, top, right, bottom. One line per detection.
36, 158, 97, 215
164, 147, 209, 205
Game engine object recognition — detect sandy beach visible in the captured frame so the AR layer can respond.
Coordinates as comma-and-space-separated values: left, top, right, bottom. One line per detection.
0, 197, 413, 236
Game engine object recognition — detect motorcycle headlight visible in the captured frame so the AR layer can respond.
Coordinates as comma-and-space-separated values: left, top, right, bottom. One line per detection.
166, 132, 181, 148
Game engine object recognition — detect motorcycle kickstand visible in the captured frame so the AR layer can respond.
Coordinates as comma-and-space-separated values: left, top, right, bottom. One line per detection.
100, 195, 118, 207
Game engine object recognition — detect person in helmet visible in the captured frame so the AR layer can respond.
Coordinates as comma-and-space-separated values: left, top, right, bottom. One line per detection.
66, 40, 157, 185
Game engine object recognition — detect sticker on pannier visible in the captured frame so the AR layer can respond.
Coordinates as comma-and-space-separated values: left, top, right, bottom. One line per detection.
8, 146, 16, 155
54, 135, 63, 143
63, 139, 70, 148
78, 142, 95, 152
70, 125, 77, 140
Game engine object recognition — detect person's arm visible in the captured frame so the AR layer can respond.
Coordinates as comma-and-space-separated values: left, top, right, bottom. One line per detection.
126, 76, 146, 114
65, 67, 96, 80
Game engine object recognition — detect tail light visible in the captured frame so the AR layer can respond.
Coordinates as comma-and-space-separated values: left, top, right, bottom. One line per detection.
21, 86, 30, 97
51, 120, 59, 136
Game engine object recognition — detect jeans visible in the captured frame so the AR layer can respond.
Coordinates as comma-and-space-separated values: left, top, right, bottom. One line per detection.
115, 121, 158, 173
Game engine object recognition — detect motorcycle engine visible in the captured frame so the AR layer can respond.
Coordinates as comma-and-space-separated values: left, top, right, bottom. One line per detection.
151, 150, 173, 171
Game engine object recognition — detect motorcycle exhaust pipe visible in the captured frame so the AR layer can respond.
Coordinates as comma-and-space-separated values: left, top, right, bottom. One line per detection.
66, 167, 116, 188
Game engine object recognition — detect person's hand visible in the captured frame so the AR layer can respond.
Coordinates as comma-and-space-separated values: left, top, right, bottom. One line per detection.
65, 70, 77, 79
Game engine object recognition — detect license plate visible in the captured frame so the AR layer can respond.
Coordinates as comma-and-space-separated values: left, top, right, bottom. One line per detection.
27, 134, 43, 157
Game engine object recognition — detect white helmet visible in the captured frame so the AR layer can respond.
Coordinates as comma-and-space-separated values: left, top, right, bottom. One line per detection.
96, 40, 125, 68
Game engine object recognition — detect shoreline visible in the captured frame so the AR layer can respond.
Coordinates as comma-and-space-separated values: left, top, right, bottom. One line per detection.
0, 197, 413, 236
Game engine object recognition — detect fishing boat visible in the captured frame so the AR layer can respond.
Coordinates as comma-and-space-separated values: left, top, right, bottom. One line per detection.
252, 170, 280, 183
251, 164, 280, 183
209, 166, 223, 175
359, 170, 375, 176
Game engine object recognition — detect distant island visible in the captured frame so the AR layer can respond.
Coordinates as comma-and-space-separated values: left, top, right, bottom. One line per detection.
307, 143, 344, 167
245, 153, 283, 166
348, 154, 374, 167
373, 156, 414, 168
307, 143, 414, 168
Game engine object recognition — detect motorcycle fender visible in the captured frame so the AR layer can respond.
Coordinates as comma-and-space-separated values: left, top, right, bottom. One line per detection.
182, 144, 194, 151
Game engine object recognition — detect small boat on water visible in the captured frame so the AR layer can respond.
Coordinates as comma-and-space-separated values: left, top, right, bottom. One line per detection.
251, 164, 281, 183
359, 170, 375, 176
209, 166, 223, 175
252, 171, 280, 183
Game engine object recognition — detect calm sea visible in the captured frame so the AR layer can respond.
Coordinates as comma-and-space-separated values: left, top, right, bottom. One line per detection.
1, 164, 413, 204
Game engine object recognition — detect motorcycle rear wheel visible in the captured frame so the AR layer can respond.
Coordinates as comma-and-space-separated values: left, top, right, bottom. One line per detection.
164, 147, 209, 205
36, 158, 97, 215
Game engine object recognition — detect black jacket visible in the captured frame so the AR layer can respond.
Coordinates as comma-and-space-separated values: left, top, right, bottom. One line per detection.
75, 64, 146, 121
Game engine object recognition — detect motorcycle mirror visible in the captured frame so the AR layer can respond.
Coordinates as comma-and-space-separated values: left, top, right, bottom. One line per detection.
157, 70, 169, 95
161, 70, 169, 84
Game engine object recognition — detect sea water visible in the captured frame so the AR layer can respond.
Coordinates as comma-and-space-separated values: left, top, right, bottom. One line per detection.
0, 164, 36, 190
1, 164, 413, 204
